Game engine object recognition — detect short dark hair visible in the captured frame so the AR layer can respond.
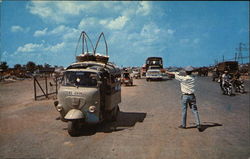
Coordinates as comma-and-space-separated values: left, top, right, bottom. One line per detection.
186, 71, 192, 75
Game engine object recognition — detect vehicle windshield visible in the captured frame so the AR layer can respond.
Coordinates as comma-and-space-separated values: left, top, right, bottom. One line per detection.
149, 66, 160, 69
62, 71, 98, 87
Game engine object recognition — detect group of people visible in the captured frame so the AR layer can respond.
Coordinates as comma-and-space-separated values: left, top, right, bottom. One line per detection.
219, 70, 244, 95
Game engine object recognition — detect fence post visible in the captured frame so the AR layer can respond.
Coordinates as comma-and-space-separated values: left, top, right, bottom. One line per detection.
55, 76, 58, 95
34, 76, 37, 100
45, 75, 48, 98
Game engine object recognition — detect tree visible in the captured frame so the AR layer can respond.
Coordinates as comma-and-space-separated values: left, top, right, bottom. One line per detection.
36, 64, 44, 70
14, 64, 22, 70
44, 63, 51, 68
26, 61, 36, 73
0, 61, 8, 70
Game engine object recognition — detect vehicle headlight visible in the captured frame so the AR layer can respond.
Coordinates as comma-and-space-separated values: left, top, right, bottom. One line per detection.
88, 106, 96, 113
56, 104, 63, 112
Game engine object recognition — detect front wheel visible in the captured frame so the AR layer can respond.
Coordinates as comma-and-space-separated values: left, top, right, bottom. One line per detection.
239, 85, 245, 93
227, 87, 233, 96
111, 106, 120, 121
68, 120, 80, 136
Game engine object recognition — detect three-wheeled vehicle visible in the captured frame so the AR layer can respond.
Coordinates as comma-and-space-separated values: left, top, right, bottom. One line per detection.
54, 32, 121, 136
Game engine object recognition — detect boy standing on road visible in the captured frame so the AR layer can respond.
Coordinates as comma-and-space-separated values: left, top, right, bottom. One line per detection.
167, 66, 202, 132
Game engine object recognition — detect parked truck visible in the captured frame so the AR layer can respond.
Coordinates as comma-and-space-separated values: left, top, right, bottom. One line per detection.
145, 57, 163, 71
212, 61, 239, 81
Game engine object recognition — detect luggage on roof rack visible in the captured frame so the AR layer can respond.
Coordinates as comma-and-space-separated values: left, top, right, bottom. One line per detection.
75, 32, 109, 64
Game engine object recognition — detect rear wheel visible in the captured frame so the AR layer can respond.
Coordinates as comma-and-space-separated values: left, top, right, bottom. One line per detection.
227, 88, 232, 96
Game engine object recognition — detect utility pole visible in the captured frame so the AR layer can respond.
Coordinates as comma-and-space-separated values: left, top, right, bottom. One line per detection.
214, 59, 217, 65
222, 55, 224, 62
235, 52, 237, 61
236, 42, 248, 64
238, 43, 243, 64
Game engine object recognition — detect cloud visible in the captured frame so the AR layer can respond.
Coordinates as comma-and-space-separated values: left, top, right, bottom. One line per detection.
136, 1, 151, 16
78, 17, 99, 29
17, 43, 44, 53
101, 16, 129, 30
26, 1, 108, 23
34, 28, 48, 37
33, 25, 77, 40
50, 25, 68, 35
11, 26, 24, 32
45, 42, 65, 52
26, 1, 64, 23
23, 1, 171, 66
11, 25, 29, 32
139, 23, 172, 43
179, 38, 201, 48
26, 1, 153, 24
16, 42, 65, 54
167, 29, 175, 35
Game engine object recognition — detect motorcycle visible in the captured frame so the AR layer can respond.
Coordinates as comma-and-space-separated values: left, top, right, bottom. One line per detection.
222, 80, 233, 96
122, 72, 133, 86
233, 79, 245, 93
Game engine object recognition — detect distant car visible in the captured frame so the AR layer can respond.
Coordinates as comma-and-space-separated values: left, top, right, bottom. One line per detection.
122, 72, 133, 86
146, 69, 163, 81
132, 70, 141, 79
162, 72, 169, 80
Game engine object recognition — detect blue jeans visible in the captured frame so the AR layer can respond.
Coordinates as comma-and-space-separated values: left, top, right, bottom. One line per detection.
181, 94, 201, 127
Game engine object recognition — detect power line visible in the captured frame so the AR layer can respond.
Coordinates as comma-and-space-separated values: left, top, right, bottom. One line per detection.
235, 42, 249, 64
216, 42, 249, 65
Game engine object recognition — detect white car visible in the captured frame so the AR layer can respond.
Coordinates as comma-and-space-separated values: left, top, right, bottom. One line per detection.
146, 69, 163, 81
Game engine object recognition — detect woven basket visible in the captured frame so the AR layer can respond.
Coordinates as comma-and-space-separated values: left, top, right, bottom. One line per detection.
76, 54, 96, 62
96, 55, 109, 64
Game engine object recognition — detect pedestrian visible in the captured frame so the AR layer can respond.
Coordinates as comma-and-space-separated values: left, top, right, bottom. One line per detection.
167, 66, 202, 131
221, 70, 231, 94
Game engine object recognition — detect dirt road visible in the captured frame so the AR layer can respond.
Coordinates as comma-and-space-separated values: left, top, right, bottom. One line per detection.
0, 77, 249, 159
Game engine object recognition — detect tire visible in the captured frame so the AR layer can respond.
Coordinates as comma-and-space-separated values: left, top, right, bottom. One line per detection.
228, 88, 232, 96
239, 85, 245, 93
111, 105, 120, 121
68, 121, 79, 136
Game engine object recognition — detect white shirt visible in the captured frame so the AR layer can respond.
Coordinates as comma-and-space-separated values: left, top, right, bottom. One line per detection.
173, 72, 195, 94
222, 73, 230, 85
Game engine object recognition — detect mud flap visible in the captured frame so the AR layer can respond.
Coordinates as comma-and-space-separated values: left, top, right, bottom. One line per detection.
65, 109, 84, 120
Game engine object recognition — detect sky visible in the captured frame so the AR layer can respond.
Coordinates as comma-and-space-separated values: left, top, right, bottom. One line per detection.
0, 1, 249, 68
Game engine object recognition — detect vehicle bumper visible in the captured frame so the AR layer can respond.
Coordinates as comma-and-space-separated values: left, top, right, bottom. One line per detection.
146, 76, 163, 79
64, 109, 99, 124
